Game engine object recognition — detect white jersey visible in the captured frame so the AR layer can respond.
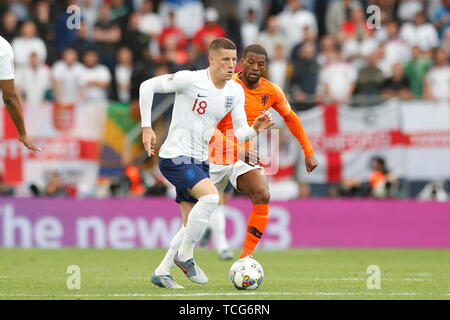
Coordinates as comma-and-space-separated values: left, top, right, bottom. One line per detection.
0, 36, 15, 80
139, 68, 257, 161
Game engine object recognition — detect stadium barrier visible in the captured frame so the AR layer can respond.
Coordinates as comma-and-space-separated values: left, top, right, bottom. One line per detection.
1, 197, 449, 249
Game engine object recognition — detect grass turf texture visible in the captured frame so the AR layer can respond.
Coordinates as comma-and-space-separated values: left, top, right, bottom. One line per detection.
0, 249, 449, 300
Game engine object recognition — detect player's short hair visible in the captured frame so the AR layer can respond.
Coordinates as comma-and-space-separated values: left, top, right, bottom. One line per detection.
208, 38, 237, 53
243, 44, 268, 62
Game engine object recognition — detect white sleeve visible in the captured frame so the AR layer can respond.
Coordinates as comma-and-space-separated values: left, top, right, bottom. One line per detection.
139, 70, 194, 127
230, 87, 257, 142
0, 46, 15, 80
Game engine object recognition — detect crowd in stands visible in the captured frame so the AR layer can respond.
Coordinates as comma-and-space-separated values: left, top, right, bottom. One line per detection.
0, 0, 449, 200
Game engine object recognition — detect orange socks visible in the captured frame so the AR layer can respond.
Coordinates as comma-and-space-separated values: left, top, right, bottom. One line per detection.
240, 204, 269, 258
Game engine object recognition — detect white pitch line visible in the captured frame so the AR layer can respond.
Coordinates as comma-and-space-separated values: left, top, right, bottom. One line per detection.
0, 292, 440, 298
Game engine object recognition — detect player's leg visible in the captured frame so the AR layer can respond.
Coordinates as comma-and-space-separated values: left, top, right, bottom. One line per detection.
156, 156, 217, 285
209, 185, 234, 260
151, 201, 194, 288
154, 201, 194, 275
234, 165, 270, 258
176, 177, 219, 261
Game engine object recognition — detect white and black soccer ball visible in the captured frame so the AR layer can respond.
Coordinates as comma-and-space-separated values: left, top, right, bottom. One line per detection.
229, 256, 264, 290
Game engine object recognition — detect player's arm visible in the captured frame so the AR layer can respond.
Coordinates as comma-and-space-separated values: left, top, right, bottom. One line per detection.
230, 89, 274, 142
0, 79, 41, 152
139, 71, 194, 156
272, 86, 317, 173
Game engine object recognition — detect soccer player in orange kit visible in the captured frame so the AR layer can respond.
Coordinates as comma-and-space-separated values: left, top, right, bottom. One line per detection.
207, 44, 318, 260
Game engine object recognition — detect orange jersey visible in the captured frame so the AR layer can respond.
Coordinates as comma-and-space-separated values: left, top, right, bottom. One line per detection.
209, 74, 292, 165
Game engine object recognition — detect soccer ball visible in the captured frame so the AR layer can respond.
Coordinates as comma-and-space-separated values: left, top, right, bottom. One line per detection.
229, 256, 264, 290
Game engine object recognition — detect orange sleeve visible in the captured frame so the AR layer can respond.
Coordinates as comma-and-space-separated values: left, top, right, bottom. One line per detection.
271, 84, 292, 117
270, 84, 314, 157
283, 111, 315, 157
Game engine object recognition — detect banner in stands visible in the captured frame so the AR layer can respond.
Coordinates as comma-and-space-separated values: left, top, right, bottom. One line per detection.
0, 102, 104, 195
297, 101, 450, 183
1, 198, 449, 248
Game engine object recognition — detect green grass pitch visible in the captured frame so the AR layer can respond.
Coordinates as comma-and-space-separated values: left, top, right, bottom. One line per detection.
0, 248, 449, 300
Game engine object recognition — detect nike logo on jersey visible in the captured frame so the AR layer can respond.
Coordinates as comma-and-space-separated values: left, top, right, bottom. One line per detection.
197, 94, 207, 98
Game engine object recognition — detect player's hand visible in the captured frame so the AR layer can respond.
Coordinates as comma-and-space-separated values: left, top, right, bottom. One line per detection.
238, 148, 260, 166
305, 155, 318, 173
252, 111, 274, 133
19, 135, 42, 153
142, 127, 156, 157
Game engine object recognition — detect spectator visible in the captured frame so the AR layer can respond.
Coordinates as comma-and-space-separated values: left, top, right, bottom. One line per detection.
238, 0, 268, 27
0, 11, 19, 42
8, 0, 31, 22
423, 48, 450, 102
138, 0, 163, 59
159, 10, 188, 56
317, 34, 336, 66
0, 173, 14, 196
289, 25, 318, 60
70, 21, 97, 60
138, 0, 163, 37
45, 172, 69, 197
399, 10, 440, 51
52, 48, 84, 105
15, 52, 51, 106
79, 50, 112, 105
369, 156, 397, 198
382, 62, 413, 100
241, 9, 260, 48
160, 30, 189, 68
404, 46, 433, 98
79, 0, 101, 38
268, 43, 288, 91
114, 47, 133, 103
93, 3, 122, 71
431, 0, 450, 39
121, 12, 149, 62
192, 7, 227, 53
11, 21, 47, 70
353, 50, 386, 106
377, 20, 412, 77
110, 0, 130, 24
317, 44, 357, 104
340, 7, 373, 40
256, 15, 286, 60
397, 0, 423, 23
325, 0, 361, 36
417, 181, 449, 202
288, 41, 320, 110
277, 0, 318, 53
158, 0, 205, 38
31, 0, 56, 64
442, 28, 450, 57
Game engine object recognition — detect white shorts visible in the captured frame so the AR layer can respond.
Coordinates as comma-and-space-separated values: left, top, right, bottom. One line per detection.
209, 160, 263, 193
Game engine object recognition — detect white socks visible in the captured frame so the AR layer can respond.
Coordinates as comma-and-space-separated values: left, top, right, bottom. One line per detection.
155, 226, 185, 276
209, 205, 230, 253
177, 194, 219, 261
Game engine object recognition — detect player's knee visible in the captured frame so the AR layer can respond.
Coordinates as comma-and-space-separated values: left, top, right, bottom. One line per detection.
198, 194, 220, 207
250, 187, 270, 204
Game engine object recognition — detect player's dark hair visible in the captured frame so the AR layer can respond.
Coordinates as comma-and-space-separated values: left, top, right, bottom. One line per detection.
209, 38, 237, 52
243, 44, 268, 62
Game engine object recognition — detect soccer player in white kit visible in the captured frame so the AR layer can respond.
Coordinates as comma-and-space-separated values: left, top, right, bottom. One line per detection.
139, 38, 274, 288
0, 35, 40, 152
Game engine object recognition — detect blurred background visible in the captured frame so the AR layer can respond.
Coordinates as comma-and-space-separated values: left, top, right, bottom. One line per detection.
0, 0, 449, 249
